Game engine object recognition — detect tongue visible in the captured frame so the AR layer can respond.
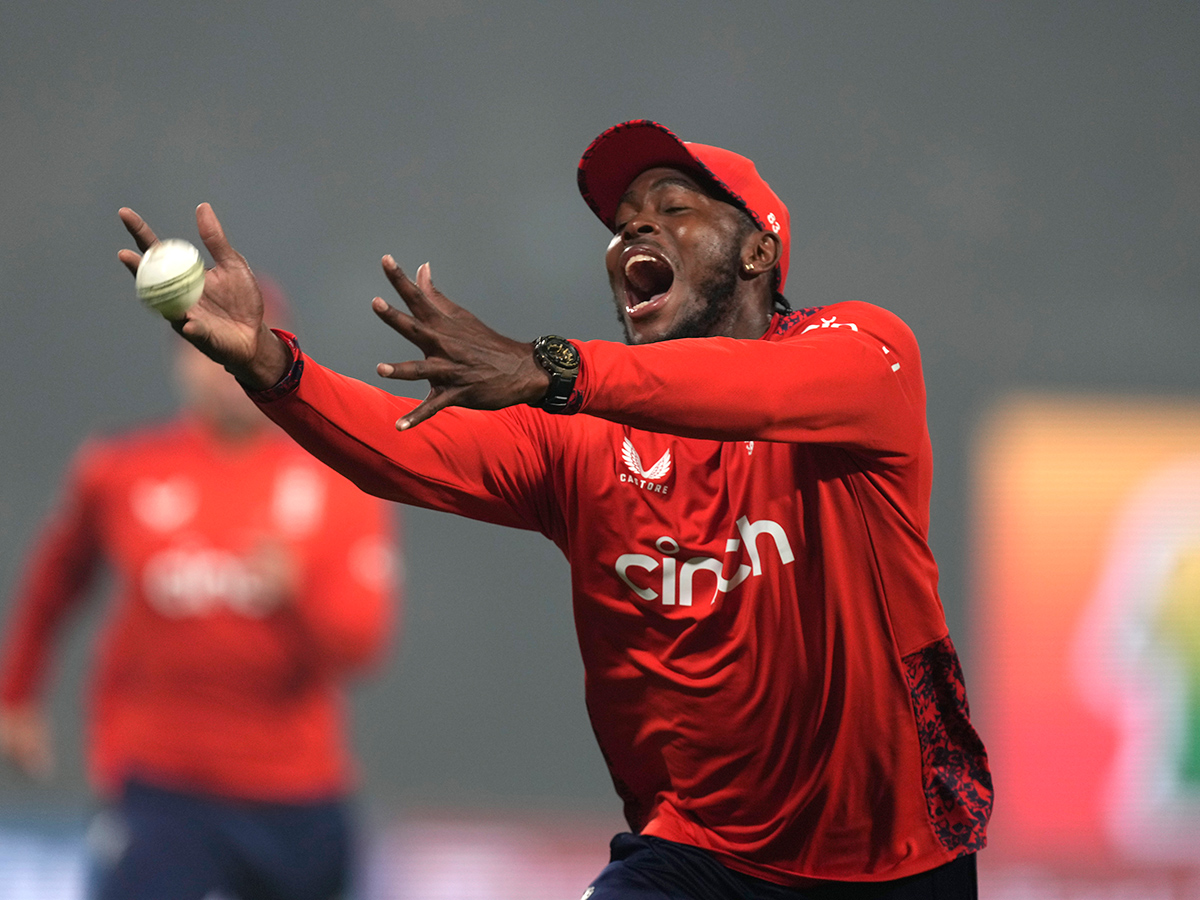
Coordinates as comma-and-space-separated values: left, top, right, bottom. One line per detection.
626, 257, 674, 297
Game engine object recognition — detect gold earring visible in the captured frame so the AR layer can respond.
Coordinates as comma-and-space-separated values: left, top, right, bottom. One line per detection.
744, 263, 754, 272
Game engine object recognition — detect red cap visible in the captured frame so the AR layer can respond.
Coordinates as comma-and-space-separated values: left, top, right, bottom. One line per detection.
578, 120, 790, 293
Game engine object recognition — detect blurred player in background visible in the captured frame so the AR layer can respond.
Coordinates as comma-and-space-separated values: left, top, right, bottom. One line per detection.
0, 279, 400, 900
118, 120, 989, 898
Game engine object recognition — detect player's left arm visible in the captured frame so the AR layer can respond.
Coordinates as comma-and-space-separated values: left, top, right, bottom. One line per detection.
370, 270, 918, 456
574, 302, 927, 458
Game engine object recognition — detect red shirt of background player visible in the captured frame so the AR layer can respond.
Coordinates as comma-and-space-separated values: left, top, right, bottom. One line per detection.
0, 339, 398, 802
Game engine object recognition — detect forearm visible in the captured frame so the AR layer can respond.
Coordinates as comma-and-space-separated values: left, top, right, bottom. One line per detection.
573, 333, 923, 456
250, 347, 553, 532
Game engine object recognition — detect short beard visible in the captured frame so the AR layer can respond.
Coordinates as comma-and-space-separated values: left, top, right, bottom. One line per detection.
617, 244, 742, 344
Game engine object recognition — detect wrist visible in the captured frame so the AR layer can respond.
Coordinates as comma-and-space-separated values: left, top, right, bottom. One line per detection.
527, 336, 581, 414
521, 343, 553, 405
231, 324, 292, 391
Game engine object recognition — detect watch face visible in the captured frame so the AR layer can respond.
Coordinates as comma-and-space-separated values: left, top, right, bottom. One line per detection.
532, 335, 580, 412
540, 337, 580, 372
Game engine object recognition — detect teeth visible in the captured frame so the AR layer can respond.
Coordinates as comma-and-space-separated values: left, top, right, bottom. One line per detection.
628, 291, 668, 311
624, 253, 657, 274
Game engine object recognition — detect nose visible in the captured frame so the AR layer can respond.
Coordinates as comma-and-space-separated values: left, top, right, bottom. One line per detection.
621, 212, 660, 240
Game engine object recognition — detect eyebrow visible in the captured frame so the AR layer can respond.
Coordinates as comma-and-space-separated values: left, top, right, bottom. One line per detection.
616, 175, 705, 211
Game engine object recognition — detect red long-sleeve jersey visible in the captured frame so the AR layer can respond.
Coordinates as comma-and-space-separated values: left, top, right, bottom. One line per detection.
250, 302, 990, 885
0, 416, 398, 801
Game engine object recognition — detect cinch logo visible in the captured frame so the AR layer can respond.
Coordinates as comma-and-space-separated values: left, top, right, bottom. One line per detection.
614, 516, 794, 607
142, 548, 283, 618
620, 437, 671, 494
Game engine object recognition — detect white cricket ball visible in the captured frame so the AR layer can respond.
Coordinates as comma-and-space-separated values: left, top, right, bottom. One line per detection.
135, 239, 205, 319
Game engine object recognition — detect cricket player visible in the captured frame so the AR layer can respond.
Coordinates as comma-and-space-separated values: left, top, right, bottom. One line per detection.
117, 120, 990, 899
0, 298, 399, 900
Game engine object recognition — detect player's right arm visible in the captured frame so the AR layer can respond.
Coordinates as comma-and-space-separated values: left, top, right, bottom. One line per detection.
0, 444, 107, 780
250, 353, 560, 535
118, 205, 559, 534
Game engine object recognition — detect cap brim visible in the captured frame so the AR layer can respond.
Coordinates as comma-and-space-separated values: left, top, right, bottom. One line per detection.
578, 120, 709, 231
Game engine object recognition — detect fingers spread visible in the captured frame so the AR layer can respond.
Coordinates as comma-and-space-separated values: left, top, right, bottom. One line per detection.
117, 248, 143, 277
397, 392, 452, 431
371, 296, 423, 342
382, 257, 461, 320
415, 261, 460, 316
416, 262, 433, 294
118, 207, 159, 252
382, 256, 441, 318
196, 203, 241, 265
376, 358, 454, 382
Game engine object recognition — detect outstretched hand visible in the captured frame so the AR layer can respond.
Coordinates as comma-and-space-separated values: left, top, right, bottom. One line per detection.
118, 204, 290, 390
372, 259, 549, 430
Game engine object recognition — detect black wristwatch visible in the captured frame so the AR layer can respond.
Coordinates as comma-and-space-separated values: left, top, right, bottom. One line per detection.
528, 335, 581, 413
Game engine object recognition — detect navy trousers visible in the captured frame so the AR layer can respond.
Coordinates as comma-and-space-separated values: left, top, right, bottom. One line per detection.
91, 780, 352, 900
584, 833, 977, 900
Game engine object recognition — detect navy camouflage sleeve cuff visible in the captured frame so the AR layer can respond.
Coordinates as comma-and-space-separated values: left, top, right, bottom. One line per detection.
243, 329, 305, 402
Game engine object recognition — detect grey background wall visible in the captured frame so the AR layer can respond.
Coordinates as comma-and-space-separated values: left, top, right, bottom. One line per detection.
1, 1, 1197, 819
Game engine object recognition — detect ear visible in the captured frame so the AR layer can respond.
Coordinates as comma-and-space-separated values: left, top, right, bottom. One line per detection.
740, 230, 781, 278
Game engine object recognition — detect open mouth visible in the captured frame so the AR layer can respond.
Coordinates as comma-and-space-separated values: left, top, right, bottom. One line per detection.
623, 250, 675, 312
